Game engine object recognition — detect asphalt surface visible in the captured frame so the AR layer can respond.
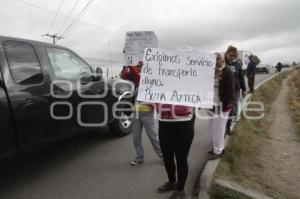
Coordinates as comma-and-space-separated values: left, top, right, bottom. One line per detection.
0, 71, 278, 199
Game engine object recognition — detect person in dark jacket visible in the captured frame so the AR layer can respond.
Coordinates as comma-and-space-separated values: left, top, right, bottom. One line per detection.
224, 45, 246, 135
207, 53, 235, 160
276, 62, 282, 73
246, 56, 257, 93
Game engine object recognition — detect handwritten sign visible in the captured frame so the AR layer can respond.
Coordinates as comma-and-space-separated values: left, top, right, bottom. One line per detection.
137, 48, 216, 108
123, 31, 158, 65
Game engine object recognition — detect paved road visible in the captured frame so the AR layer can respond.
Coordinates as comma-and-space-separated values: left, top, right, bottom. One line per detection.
0, 72, 279, 199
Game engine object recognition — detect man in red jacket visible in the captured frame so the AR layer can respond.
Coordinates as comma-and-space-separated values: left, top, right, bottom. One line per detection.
120, 61, 142, 88
120, 65, 129, 79
125, 61, 163, 166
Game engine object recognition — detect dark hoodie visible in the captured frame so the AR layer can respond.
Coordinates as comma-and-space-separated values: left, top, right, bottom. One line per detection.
219, 66, 235, 111
227, 61, 246, 92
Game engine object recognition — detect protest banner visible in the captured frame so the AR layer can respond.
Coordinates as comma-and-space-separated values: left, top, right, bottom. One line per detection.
123, 31, 158, 66
137, 48, 216, 108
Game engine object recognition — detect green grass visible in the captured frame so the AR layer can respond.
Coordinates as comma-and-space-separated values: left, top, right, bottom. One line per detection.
210, 182, 253, 199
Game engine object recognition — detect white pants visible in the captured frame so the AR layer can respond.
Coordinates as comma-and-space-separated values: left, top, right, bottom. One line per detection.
208, 110, 230, 155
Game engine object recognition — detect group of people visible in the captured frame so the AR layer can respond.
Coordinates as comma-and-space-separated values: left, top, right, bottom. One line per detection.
120, 45, 256, 199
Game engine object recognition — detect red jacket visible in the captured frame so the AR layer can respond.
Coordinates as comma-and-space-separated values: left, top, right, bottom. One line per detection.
128, 66, 140, 88
157, 104, 193, 120
120, 66, 140, 88
120, 68, 129, 80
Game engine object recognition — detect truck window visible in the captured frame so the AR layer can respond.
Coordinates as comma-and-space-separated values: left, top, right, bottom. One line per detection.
4, 41, 44, 85
46, 47, 91, 80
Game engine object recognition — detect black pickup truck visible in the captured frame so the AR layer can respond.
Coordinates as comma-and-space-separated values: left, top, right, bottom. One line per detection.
0, 36, 134, 160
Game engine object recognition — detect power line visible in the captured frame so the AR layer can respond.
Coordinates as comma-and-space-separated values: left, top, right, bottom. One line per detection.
55, 0, 80, 35
14, 0, 120, 67
42, 33, 64, 44
61, 0, 95, 37
47, 0, 65, 33
62, 9, 90, 37
14, 0, 122, 35
15, 0, 57, 14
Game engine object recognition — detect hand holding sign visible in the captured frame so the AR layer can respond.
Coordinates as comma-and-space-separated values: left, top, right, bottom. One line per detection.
137, 48, 216, 108
123, 31, 158, 65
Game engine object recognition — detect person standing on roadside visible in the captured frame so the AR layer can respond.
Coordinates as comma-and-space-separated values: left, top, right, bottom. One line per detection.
276, 62, 282, 73
246, 55, 257, 93
156, 104, 195, 199
127, 61, 163, 166
224, 45, 246, 135
207, 53, 235, 160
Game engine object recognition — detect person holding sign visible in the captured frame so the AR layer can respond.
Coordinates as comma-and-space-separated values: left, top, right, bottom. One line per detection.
120, 62, 143, 88
128, 62, 163, 166
136, 47, 215, 198
207, 53, 235, 160
120, 65, 129, 79
156, 104, 195, 199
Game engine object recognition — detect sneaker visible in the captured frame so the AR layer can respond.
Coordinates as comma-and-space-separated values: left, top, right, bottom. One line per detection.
208, 151, 225, 160
130, 159, 143, 166
168, 191, 186, 199
157, 182, 177, 193
208, 149, 224, 155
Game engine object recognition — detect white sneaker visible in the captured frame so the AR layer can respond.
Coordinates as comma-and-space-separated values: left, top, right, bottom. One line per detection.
130, 159, 144, 166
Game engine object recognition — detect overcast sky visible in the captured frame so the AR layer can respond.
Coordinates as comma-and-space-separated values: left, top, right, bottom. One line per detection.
0, 0, 300, 65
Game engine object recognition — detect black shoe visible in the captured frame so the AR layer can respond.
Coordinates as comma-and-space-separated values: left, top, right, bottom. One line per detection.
168, 191, 186, 199
208, 151, 225, 160
225, 127, 231, 136
227, 130, 232, 136
157, 182, 177, 193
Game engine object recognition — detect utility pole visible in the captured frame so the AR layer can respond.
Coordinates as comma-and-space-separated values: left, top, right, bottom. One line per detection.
42, 34, 64, 44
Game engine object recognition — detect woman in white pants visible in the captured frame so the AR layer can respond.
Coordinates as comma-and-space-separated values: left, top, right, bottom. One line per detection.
208, 53, 235, 160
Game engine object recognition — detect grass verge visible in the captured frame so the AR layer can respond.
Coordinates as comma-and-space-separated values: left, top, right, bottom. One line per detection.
288, 67, 300, 140
210, 69, 294, 199
210, 182, 252, 199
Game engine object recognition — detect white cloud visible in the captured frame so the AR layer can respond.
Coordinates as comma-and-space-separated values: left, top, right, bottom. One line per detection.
0, 0, 300, 64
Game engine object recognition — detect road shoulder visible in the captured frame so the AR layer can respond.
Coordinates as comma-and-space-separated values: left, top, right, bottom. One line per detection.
199, 68, 300, 199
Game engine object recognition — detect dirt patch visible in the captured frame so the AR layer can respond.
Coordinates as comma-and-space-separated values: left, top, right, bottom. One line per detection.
257, 76, 300, 199
214, 71, 300, 199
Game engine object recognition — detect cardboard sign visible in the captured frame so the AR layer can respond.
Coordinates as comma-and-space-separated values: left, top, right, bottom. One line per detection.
137, 48, 216, 108
123, 31, 158, 66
